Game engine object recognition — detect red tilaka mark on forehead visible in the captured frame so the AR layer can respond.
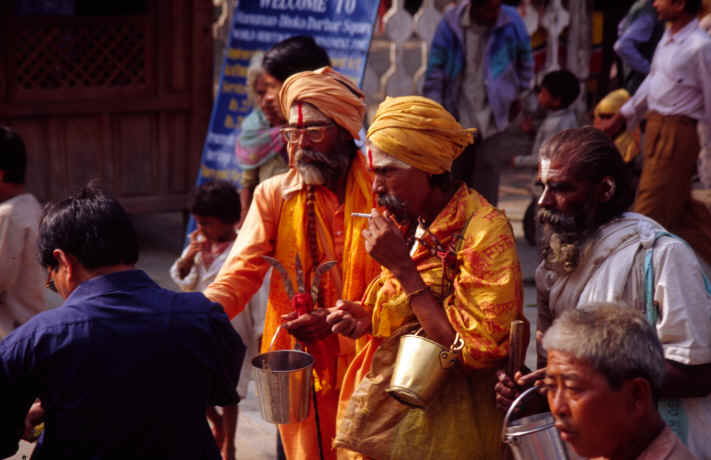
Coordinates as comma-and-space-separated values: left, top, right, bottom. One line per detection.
297, 103, 303, 127
367, 147, 373, 170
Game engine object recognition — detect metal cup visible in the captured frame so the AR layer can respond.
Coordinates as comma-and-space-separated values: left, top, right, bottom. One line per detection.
251, 349, 314, 424
386, 329, 463, 408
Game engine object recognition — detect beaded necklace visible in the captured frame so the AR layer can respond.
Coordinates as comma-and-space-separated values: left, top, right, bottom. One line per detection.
306, 186, 323, 307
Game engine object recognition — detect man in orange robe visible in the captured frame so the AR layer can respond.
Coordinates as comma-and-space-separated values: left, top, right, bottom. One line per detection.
204, 67, 381, 460
327, 96, 526, 460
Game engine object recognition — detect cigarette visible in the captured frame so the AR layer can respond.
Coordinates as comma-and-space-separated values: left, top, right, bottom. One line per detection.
351, 212, 371, 218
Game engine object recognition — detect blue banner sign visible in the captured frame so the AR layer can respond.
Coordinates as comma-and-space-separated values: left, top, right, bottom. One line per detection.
196, 0, 379, 188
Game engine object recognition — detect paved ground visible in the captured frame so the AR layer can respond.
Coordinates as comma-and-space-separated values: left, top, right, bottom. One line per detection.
9, 167, 539, 460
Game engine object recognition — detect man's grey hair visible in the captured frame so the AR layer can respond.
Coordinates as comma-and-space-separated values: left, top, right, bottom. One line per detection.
542, 303, 665, 396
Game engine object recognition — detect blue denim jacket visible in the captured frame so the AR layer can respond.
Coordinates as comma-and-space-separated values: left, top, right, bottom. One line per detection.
423, 2, 533, 131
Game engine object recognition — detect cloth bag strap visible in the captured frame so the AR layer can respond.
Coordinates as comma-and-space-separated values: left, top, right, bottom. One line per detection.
642, 230, 711, 444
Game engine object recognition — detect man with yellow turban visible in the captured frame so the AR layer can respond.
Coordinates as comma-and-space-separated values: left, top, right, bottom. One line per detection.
326, 96, 526, 460
204, 67, 381, 460
593, 88, 640, 165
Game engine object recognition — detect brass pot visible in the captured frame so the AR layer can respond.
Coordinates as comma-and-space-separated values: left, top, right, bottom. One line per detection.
386, 329, 463, 408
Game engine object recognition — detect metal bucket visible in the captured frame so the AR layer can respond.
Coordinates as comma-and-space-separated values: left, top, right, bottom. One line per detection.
386, 329, 463, 407
502, 387, 584, 460
251, 349, 314, 424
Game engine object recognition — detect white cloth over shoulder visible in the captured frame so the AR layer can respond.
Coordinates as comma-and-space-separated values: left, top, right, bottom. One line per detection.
536, 212, 711, 459
0, 193, 46, 338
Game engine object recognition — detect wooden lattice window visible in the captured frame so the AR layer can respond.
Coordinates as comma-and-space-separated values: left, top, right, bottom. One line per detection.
13, 18, 148, 93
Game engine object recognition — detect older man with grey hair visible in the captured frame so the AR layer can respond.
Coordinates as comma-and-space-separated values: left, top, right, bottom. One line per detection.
495, 127, 711, 458
542, 304, 696, 459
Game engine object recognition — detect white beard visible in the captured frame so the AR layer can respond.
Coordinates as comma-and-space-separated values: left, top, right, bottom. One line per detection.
297, 164, 326, 185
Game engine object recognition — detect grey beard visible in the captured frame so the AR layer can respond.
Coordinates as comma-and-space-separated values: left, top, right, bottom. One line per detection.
295, 148, 349, 189
537, 208, 578, 232
540, 229, 581, 273
297, 163, 326, 185
537, 208, 590, 273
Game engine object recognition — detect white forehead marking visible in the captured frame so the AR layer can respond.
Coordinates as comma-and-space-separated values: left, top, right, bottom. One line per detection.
540, 158, 551, 182
370, 144, 411, 170
288, 102, 330, 125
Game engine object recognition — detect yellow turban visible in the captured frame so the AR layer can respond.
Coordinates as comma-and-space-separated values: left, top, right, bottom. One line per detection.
279, 66, 365, 140
366, 96, 475, 175
594, 89, 630, 116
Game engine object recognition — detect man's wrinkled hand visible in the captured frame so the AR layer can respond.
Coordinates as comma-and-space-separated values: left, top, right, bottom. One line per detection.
281, 308, 332, 343
361, 209, 412, 275
326, 300, 371, 339
495, 368, 546, 412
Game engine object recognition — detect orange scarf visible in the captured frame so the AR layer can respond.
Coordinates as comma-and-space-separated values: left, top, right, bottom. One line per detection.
263, 154, 380, 394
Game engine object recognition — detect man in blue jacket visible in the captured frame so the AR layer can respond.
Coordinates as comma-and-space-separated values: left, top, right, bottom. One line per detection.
424, 0, 533, 205
0, 185, 245, 460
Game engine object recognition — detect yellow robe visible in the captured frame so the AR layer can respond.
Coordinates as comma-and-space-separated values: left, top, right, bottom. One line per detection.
336, 185, 526, 460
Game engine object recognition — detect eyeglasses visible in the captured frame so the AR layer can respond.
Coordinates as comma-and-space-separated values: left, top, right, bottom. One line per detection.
45, 268, 57, 293
280, 124, 334, 144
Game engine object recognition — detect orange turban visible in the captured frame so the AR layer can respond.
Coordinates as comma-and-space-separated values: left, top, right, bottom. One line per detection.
366, 96, 475, 175
279, 66, 365, 140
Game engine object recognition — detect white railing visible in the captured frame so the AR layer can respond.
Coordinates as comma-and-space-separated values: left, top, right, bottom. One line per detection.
364, 0, 592, 123
214, 0, 592, 123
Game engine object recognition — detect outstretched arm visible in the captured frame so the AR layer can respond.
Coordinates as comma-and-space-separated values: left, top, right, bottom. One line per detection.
203, 179, 279, 319
661, 361, 711, 398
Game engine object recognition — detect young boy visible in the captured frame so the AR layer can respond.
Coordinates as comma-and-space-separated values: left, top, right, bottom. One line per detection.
170, 180, 266, 460
171, 180, 240, 292
512, 69, 580, 168
512, 70, 580, 246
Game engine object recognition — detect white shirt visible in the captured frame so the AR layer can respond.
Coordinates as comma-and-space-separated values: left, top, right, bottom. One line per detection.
170, 235, 233, 293
621, 19, 711, 124
458, 6, 497, 138
0, 193, 46, 338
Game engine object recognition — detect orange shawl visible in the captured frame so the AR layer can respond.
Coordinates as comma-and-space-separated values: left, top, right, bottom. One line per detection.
264, 153, 380, 393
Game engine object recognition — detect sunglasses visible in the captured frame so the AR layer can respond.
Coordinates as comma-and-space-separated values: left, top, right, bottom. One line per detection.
280, 123, 334, 144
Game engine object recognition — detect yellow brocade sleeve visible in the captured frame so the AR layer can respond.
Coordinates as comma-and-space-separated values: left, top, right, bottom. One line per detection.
363, 186, 526, 370
444, 209, 525, 369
